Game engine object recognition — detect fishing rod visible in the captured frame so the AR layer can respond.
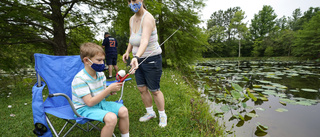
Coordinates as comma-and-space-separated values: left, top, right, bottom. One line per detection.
117, 26, 181, 82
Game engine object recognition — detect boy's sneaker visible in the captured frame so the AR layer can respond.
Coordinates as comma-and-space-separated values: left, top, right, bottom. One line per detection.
139, 113, 156, 122
159, 115, 167, 127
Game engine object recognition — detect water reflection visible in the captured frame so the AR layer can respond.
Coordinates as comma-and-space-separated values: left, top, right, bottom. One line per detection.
192, 60, 320, 137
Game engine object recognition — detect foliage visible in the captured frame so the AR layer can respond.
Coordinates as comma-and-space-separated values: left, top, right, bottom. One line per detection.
250, 5, 277, 40
229, 10, 248, 57
113, 0, 207, 68
288, 8, 303, 31
207, 7, 246, 57
293, 11, 320, 58
0, 0, 115, 55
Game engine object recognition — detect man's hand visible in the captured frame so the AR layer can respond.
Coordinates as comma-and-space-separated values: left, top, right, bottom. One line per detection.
122, 53, 129, 63
129, 58, 139, 74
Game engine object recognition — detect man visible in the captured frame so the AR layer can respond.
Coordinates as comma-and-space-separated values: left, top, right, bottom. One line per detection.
102, 32, 119, 79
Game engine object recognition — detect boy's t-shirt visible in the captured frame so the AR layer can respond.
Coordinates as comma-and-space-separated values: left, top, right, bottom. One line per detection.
71, 69, 107, 109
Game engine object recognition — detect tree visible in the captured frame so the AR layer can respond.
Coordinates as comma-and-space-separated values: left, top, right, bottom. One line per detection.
288, 8, 302, 31
275, 16, 289, 31
113, 0, 207, 67
206, 7, 243, 57
0, 0, 116, 55
250, 5, 277, 40
250, 5, 277, 56
207, 7, 241, 41
230, 10, 248, 57
293, 11, 320, 58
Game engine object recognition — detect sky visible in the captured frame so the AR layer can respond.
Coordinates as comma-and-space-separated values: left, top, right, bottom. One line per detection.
96, 0, 320, 40
200, 0, 320, 28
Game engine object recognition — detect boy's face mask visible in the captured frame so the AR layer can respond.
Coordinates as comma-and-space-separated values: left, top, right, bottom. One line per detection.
88, 58, 105, 72
129, 2, 142, 13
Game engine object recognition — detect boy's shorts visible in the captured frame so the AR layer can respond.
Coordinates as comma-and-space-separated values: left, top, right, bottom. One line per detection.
135, 54, 162, 92
106, 54, 117, 65
76, 100, 124, 123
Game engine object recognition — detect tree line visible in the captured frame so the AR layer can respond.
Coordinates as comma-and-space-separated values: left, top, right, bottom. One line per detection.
0, 0, 319, 72
205, 6, 320, 59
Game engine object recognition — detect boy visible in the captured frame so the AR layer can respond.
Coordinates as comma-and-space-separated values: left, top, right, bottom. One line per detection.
72, 42, 129, 137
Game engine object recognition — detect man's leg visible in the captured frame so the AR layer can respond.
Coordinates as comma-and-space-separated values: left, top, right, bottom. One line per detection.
138, 86, 156, 122
108, 65, 113, 78
151, 90, 165, 111
114, 65, 119, 74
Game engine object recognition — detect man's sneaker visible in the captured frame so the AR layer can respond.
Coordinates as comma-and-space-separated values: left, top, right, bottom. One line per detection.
159, 115, 167, 127
139, 113, 156, 122
107, 76, 112, 79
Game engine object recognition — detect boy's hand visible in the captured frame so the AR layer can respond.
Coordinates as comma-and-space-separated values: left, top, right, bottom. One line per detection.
110, 92, 117, 95
108, 82, 123, 92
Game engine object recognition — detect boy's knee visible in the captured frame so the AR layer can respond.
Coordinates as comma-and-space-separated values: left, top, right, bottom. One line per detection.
118, 107, 128, 118
104, 112, 117, 126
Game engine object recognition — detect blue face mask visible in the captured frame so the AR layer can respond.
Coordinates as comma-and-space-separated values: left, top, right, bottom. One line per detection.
129, 2, 142, 13
88, 58, 105, 72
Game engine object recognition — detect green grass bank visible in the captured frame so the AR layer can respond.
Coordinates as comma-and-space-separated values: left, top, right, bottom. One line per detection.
0, 61, 225, 136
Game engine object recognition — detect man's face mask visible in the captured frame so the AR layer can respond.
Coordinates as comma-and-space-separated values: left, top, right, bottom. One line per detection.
88, 58, 105, 72
129, 2, 142, 13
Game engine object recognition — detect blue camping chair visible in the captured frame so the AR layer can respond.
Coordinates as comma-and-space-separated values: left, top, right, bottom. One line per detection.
32, 53, 131, 137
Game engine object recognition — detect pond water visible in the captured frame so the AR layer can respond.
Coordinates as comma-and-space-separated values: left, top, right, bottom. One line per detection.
189, 60, 320, 137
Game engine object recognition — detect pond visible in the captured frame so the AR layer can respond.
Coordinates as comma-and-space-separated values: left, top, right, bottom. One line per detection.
189, 60, 320, 137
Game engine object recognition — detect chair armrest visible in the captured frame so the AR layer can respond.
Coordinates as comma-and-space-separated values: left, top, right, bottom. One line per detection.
49, 93, 82, 117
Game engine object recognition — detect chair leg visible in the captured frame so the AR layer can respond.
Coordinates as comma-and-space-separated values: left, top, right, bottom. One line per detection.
88, 121, 101, 131
59, 121, 69, 135
46, 114, 59, 137
63, 122, 78, 137
87, 121, 101, 131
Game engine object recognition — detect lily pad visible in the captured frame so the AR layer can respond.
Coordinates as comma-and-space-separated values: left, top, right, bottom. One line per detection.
275, 108, 288, 112
247, 88, 258, 101
220, 105, 230, 112
301, 88, 318, 92
256, 122, 269, 130
253, 88, 264, 92
230, 90, 242, 100
279, 101, 287, 106
246, 113, 258, 118
256, 107, 265, 111
259, 80, 272, 84
232, 83, 243, 92
253, 85, 262, 88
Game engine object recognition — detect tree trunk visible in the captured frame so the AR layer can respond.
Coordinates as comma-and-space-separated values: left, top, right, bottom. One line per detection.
51, 0, 67, 55
238, 39, 241, 57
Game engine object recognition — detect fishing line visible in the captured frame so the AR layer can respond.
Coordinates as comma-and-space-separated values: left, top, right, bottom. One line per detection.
181, 28, 222, 58
118, 26, 181, 82
135, 26, 181, 69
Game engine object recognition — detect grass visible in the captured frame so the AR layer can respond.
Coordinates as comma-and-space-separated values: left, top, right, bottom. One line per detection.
0, 61, 225, 136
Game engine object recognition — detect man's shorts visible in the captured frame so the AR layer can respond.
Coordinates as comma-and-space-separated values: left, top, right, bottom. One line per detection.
106, 54, 118, 65
76, 100, 124, 123
135, 54, 162, 92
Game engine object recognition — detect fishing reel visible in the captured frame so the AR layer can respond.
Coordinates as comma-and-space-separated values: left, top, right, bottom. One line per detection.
116, 70, 127, 82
